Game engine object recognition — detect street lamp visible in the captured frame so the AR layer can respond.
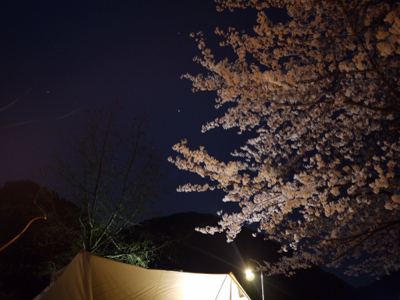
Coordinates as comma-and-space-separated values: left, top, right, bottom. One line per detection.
245, 268, 264, 300
245, 269, 255, 281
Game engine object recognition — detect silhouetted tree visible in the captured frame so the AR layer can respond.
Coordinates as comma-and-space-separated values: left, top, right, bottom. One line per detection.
53, 102, 166, 266
0, 180, 80, 300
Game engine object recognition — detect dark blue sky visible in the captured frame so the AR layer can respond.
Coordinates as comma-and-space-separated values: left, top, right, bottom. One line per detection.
0, 0, 257, 215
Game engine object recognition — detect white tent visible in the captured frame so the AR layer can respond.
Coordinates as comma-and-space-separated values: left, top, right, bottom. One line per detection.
35, 250, 251, 300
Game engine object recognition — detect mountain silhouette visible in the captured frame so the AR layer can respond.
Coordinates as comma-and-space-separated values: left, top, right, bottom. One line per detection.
140, 212, 369, 300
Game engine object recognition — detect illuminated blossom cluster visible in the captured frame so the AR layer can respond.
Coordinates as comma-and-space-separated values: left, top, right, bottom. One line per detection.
169, 0, 400, 277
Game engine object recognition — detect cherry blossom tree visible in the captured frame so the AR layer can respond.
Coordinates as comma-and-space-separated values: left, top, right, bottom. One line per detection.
169, 0, 400, 278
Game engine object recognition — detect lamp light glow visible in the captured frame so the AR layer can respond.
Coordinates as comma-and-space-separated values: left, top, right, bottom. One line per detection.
245, 269, 255, 281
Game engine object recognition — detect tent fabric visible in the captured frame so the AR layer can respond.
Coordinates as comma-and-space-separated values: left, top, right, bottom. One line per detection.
37, 250, 251, 300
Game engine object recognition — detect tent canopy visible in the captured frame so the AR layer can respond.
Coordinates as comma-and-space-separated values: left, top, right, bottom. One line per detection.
36, 250, 251, 300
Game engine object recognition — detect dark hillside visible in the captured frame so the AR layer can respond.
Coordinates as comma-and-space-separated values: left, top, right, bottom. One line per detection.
139, 212, 358, 300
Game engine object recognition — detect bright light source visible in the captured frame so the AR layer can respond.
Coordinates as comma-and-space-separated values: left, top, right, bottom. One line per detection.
245, 269, 255, 281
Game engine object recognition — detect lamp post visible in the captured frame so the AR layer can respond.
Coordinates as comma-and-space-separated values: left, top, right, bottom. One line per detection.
245, 268, 264, 300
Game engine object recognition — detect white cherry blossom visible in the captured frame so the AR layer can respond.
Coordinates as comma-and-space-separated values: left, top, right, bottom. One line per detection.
171, 0, 400, 278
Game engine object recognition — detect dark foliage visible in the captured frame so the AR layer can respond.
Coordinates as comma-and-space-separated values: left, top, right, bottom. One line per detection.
0, 180, 80, 300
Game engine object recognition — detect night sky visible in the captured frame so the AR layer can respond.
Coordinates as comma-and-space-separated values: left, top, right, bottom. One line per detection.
0, 0, 257, 215
0, 0, 380, 288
